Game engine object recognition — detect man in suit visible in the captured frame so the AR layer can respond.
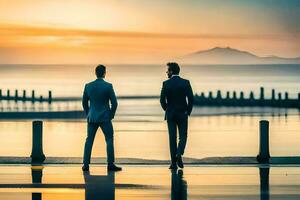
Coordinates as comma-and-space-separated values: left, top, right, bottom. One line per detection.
82, 65, 122, 172
160, 62, 194, 169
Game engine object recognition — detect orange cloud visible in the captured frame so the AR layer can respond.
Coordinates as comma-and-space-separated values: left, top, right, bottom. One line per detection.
1, 23, 299, 40
0, 23, 300, 64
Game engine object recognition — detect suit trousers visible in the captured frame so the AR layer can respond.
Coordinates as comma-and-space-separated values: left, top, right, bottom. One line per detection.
83, 121, 115, 166
167, 116, 188, 164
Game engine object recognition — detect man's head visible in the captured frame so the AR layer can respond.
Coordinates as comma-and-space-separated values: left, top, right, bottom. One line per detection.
166, 62, 180, 78
95, 64, 106, 78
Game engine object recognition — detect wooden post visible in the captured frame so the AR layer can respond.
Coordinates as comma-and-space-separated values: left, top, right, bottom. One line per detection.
240, 91, 244, 100
208, 91, 213, 99
260, 87, 264, 100
31, 121, 46, 163
39, 95, 43, 102
48, 91, 52, 104
22, 90, 26, 101
284, 92, 288, 100
200, 92, 205, 98
216, 90, 222, 99
233, 91, 237, 99
226, 91, 230, 99
14, 90, 18, 102
239, 91, 244, 106
32, 90, 35, 103
298, 93, 300, 108
249, 91, 254, 100
257, 120, 270, 163
278, 93, 282, 100
271, 89, 275, 100
0, 89, 2, 100
7, 89, 10, 100
200, 92, 206, 104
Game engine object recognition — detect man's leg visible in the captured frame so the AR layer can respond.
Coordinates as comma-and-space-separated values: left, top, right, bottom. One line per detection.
176, 117, 188, 168
167, 119, 177, 166
99, 121, 115, 165
177, 117, 188, 156
83, 123, 99, 167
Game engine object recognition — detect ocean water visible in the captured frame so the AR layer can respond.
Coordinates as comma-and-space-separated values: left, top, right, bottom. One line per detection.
0, 64, 299, 97
0, 64, 299, 159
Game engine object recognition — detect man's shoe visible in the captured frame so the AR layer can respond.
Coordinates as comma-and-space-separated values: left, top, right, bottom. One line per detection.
107, 164, 122, 171
169, 164, 178, 170
82, 165, 89, 171
177, 156, 184, 168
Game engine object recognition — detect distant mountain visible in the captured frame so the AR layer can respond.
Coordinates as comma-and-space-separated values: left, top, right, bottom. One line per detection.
177, 47, 300, 64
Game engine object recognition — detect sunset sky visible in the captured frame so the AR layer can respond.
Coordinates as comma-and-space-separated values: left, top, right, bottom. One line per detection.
0, 0, 300, 64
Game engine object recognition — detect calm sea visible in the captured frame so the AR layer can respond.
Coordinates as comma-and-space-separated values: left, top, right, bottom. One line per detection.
0, 64, 300, 97
0, 64, 299, 159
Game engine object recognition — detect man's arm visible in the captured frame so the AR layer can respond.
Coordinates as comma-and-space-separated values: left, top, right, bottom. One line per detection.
186, 80, 194, 115
82, 84, 89, 115
109, 84, 118, 119
160, 82, 167, 111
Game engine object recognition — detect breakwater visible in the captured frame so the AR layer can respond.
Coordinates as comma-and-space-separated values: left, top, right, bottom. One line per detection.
1, 87, 299, 109
194, 87, 300, 108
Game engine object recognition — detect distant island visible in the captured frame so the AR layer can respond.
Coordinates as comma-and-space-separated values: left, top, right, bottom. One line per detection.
177, 47, 300, 64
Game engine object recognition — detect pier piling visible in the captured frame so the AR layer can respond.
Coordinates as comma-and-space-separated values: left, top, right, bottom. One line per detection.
260, 87, 264, 100
22, 90, 26, 101
216, 90, 222, 99
7, 89, 10, 100
249, 91, 254, 100
14, 90, 18, 102
285, 92, 289, 100
48, 91, 52, 104
208, 91, 213, 99
278, 93, 282, 101
271, 89, 275, 100
30, 121, 46, 163
200, 92, 205, 98
31, 90, 35, 103
257, 120, 270, 163
233, 91, 237, 99
298, 93, 300, 108
240, 91, 244, 100
226, 91, 230, 99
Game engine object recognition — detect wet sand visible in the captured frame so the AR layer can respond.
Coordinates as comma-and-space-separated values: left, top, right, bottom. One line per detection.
0, 165, 300, 199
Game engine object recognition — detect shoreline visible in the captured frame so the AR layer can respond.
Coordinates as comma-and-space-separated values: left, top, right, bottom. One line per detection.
1, 156, 300, 165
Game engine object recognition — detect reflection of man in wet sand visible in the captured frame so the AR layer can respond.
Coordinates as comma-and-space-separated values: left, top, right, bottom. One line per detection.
83, 171, 115, 200
171, 169, 187, 200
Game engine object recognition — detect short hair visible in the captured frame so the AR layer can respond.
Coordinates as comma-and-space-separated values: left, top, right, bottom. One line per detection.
167, 62, 180, 75
95, 64, 106, 78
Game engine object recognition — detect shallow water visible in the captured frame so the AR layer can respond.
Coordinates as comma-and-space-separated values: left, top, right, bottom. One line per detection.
1, 111, 299, 159
0, 165, 300, 200
0, 64, 299, 160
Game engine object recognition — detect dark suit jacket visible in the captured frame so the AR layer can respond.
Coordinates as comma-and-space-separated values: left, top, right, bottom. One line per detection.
160, 76, 194, 120
82, 78, 118, 123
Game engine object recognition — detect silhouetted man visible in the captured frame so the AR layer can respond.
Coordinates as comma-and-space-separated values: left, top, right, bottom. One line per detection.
160, 62, 194, 169
82, 65, 121, 172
